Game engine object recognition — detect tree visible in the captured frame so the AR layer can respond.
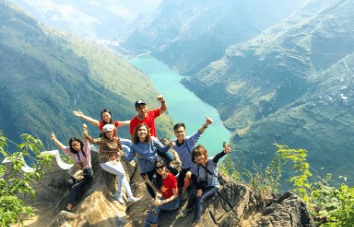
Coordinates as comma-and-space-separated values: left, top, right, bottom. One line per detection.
0, 131, 53, 227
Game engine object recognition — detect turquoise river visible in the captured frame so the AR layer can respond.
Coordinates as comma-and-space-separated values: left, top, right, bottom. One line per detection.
131, 55, 230, 156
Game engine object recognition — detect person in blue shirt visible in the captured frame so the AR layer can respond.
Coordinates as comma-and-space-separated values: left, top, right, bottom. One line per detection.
123, 123, 177, 199
180, 143, 230, 227
172, 116, 213, 199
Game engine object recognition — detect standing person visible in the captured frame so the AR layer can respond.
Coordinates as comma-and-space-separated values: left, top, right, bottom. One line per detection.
180, 144, 231, 227
50, 124, 93, 212
129, 95, 167, 139
83, 124, 140, 204
73, 109, 130, 137
129, 95, 174, 166
123, 123, 178, 200
143, 159, 180, 227
173, 116, 213, 199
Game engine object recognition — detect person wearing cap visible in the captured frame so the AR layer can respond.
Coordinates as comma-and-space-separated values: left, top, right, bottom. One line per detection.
83, 123, 140, 204
172, 116, 213, 200
129, 95, 167, 139
50, 124, 93, 212
129, 95, 175, 169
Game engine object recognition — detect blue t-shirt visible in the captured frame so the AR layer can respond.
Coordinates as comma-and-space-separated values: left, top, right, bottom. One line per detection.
173, 130, 201, 169
124, 137, 170, 173
191, 157, 220, 188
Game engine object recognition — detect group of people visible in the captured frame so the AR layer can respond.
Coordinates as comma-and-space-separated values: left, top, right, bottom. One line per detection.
50, 95, 230, 227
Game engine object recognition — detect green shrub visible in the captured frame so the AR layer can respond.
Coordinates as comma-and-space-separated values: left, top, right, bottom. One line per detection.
0, 131, 53, 227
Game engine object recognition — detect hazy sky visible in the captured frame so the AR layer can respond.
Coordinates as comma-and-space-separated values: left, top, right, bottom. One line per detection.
15, 0, 164, 20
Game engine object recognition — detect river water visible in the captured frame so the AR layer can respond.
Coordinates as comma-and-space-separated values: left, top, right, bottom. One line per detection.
130, 55, 230, 156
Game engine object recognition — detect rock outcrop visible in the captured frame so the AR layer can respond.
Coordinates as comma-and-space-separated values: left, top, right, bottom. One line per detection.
6, 144, 314, 227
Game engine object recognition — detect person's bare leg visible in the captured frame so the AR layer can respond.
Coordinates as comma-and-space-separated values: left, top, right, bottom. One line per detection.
182, 172, 192, 193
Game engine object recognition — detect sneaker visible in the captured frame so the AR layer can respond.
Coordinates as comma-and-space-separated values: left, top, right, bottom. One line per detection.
114, 192, 124, 204
180, 191, 188, 201
127, 196, 140, 203
180, 208, 192, 217
62, 207, 72, 213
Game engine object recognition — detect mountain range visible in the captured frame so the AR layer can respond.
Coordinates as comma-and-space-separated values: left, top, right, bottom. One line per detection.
116, 0, 307, 75
0, 0, 173, 150
181, 0, 354, 185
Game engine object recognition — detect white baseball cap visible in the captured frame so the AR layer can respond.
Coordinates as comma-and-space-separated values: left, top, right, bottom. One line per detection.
102, 124, 115, 133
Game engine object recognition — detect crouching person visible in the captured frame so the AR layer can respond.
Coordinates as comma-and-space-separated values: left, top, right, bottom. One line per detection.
143, 159, 180, 227
180, 143, 230, 227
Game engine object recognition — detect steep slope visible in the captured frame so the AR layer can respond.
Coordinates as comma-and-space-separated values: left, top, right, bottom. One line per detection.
0, 0, 174, 147
116, 0, 306, 75
182, 0, 354, 185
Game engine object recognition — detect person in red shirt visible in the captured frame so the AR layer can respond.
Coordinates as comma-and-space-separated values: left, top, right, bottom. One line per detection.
73, 109, 130, 137
129, 95, 167, 139
130, 95, 174, 170
143, 159, 180, 227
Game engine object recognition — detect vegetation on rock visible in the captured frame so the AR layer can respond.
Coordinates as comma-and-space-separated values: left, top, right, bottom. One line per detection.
0, 131, 53, 227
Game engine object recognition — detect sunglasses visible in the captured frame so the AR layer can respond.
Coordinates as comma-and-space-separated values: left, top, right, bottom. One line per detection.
155, 165, 165, 170
195, 153, 203, 159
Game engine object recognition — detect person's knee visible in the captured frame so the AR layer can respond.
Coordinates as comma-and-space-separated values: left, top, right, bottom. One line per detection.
196, 197, 204, 205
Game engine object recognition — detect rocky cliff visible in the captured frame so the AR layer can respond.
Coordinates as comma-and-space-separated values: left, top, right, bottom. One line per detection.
181, 0, 354, 186
5, 141, 315, 227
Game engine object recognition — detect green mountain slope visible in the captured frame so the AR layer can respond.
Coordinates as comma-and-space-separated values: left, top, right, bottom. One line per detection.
116, 0, 306, 75
0, 0, 174, 148
182, 0, 354, 185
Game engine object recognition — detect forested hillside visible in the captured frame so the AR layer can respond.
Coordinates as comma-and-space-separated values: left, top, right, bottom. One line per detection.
182, 0, 354, 185
0, 0, 174, 149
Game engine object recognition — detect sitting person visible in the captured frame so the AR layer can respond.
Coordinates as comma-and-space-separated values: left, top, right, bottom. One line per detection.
83, 123, 139, 204
50, 124, 93, 212
172, 116, 213, 199
180, 143, 231, 227
123, 123, 178, 200
143, 159, 180, 227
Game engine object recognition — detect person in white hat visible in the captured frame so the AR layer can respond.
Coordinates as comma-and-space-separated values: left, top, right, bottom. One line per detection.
83, 123, 140, 204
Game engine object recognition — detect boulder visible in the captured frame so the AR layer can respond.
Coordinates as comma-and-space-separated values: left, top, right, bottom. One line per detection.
5, 143, 315, 227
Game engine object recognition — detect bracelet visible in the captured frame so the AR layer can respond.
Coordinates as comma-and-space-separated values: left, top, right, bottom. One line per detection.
203, 125, 208, 128
161, 101, 165, 103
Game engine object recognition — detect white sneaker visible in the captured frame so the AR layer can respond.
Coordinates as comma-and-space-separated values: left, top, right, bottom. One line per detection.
114, 192, 124, 204
127, 196, 140, 203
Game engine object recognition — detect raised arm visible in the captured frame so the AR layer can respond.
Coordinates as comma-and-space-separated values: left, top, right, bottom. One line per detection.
213, 143, 231, 164
83, 125, 101, 145
157, 95, 167, 115
117, 120, 130, 127
198, 116, 213, 134
73, 110, 100, 128
50, 132, 66, 151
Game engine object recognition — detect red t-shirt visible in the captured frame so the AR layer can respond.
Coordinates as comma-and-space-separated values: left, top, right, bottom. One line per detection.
129, 109, 160, 137
161, 173, 178, 199
99, 120, 119, 137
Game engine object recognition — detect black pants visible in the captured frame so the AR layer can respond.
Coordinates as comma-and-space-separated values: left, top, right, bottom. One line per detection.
177, 167, 191, 189
67, 169, 93, 204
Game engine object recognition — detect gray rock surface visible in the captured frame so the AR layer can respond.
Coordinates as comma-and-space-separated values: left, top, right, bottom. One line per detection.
5, 144, 315, 227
